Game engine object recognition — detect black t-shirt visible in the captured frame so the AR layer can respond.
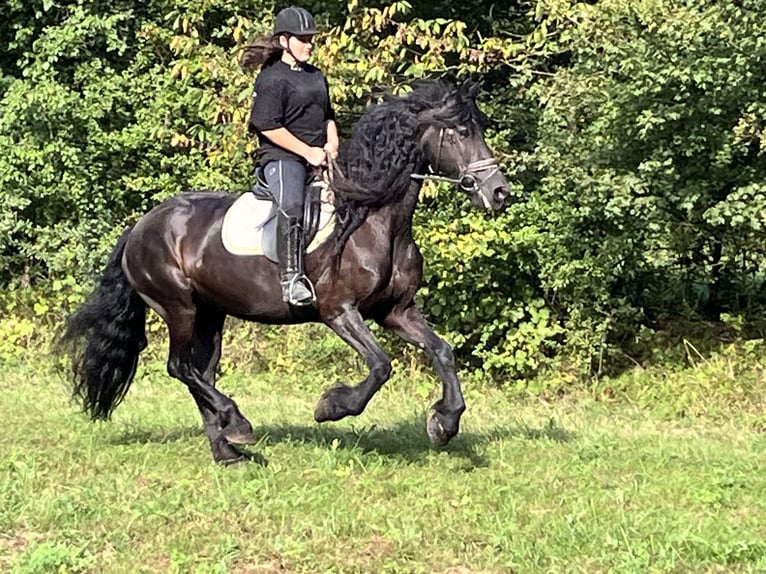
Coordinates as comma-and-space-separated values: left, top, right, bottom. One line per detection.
248, 60, 335, 165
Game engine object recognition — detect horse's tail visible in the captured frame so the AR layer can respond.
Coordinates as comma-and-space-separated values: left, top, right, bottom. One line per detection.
59, 227, 147, 420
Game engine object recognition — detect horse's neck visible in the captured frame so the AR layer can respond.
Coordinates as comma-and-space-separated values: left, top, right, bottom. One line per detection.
373, 178, 423, 240
389, 155, 427, 226
346, 151, 426, 239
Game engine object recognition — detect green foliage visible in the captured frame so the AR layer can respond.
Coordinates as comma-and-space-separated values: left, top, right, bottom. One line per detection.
0, 316, 35, 364
501, 0, 766, 375
1, 0, 765, 383
0, 0, 267, 288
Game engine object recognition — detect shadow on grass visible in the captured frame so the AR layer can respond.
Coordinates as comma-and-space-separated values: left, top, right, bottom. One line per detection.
108, 415, 575, 470
108, 425, 205, 445
253, 416, 574, 469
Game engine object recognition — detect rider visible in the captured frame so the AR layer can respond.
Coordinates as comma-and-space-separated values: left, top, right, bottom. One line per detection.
245, 6, 338, 306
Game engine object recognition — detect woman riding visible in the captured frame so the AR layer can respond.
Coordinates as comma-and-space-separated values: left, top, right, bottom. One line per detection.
241, 6, 338, 306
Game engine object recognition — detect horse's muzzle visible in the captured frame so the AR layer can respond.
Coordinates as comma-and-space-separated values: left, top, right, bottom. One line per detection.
492, 184, 510, 207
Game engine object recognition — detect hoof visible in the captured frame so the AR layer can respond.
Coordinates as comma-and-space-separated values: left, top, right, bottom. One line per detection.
427, 412, 458, 447
215, 450, 268, 467
223, 431, 256, 445
314, 396, 344, 423
213, 441, 268, 466
217, 454, 250, 467
222, 422, 256, 445
314, 383, 358, 423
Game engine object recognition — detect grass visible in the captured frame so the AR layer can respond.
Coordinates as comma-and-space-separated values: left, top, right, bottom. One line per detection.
1, 355, 766, 573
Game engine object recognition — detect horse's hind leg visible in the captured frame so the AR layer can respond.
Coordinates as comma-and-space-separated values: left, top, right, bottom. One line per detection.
314, 308, 392, 422
189, 306, 251, 464
192, 305, 225, 385
159, 300, 256, 460
380, 304, 465, 446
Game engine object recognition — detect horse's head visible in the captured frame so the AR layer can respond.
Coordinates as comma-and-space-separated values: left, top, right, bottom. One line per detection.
416, 81, 510, 210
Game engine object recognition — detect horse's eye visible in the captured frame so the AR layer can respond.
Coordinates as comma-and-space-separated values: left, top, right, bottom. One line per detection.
457, 127, 471, 138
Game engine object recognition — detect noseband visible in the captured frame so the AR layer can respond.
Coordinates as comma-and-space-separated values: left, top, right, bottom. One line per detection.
410, 128, 501, 194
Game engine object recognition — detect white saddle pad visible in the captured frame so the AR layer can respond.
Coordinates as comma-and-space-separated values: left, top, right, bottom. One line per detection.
221, 186, 336, 258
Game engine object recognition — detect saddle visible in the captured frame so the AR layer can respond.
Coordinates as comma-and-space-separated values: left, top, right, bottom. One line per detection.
221, 167, 336, 261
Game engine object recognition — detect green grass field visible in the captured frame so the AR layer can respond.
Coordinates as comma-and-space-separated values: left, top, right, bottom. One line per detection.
2, 356, 765, 573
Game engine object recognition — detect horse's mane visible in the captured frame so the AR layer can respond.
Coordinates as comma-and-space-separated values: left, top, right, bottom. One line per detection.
329, 80, 488, 257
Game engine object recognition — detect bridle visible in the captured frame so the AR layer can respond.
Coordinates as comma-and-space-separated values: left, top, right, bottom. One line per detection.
410, 127, 501, 195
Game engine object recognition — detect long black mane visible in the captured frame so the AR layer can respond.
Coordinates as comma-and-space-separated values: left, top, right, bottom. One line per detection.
330, 80, 487, 255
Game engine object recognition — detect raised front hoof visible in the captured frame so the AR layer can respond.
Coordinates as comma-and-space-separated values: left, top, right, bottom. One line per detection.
427, 412, 459, 447
314, 383, 359, 423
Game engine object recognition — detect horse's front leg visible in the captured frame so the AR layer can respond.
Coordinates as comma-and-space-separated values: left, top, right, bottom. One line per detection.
314, 308, 392, 422
380, 303, 465, 446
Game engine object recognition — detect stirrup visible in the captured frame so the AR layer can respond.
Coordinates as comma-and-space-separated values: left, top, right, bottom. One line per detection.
282, 274, 316, 306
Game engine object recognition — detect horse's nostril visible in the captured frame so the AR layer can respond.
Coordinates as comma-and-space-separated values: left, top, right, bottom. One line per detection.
494, 186, 509, 201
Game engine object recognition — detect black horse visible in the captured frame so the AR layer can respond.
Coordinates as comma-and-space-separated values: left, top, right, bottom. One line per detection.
61, 80, 510, 464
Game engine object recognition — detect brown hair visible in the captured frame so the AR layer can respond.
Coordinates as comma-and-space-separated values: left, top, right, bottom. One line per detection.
239, 35, 283, 72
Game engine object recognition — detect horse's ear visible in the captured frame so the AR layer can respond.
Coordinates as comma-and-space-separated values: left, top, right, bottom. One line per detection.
459, 80, 480, 100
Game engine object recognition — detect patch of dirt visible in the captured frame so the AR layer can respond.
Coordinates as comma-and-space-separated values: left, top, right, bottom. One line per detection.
358, 534, 395, 563
141, 554, 172, 573
0, 530, 37, 567
229, 558, 291, 573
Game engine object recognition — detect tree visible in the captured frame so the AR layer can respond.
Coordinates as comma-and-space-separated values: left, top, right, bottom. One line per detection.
2, 0, 763, 381
521, 0, 766, 371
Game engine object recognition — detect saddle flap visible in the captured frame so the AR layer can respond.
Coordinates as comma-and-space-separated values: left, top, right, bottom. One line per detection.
221, 193, 279, 260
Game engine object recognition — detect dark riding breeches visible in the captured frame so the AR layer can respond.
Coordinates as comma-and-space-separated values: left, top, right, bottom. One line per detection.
262, 159, 307, 219
260, 158, 315, 305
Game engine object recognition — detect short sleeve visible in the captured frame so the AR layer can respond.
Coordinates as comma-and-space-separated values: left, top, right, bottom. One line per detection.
249, 75, 285, 132
324, 77, 336, 122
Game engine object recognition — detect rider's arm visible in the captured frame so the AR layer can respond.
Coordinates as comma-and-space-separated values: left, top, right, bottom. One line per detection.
324, 120, 339, 158
323, 76, 339, 157
261, 128, 325, 166
260, 127, 326, 167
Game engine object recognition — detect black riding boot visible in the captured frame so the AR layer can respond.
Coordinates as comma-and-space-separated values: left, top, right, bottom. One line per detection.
277, 213, 316, 306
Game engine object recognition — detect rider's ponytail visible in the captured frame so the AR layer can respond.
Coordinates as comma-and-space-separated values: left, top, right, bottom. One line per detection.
240, 36, 282, 72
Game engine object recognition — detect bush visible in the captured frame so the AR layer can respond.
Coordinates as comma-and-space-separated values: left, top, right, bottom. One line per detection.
2, 0, 765, 385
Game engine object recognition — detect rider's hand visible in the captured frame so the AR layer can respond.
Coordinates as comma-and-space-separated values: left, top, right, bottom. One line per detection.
305, 146, 327, 167
324, 142, 339, 160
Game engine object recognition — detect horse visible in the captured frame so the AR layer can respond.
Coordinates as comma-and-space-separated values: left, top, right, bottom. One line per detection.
60, 80, 510, 464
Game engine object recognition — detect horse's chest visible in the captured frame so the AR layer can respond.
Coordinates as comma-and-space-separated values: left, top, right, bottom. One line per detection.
376, 240, 422, 300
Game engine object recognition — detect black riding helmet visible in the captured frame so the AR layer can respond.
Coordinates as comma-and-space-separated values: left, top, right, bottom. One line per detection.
272, 6, 318, 37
